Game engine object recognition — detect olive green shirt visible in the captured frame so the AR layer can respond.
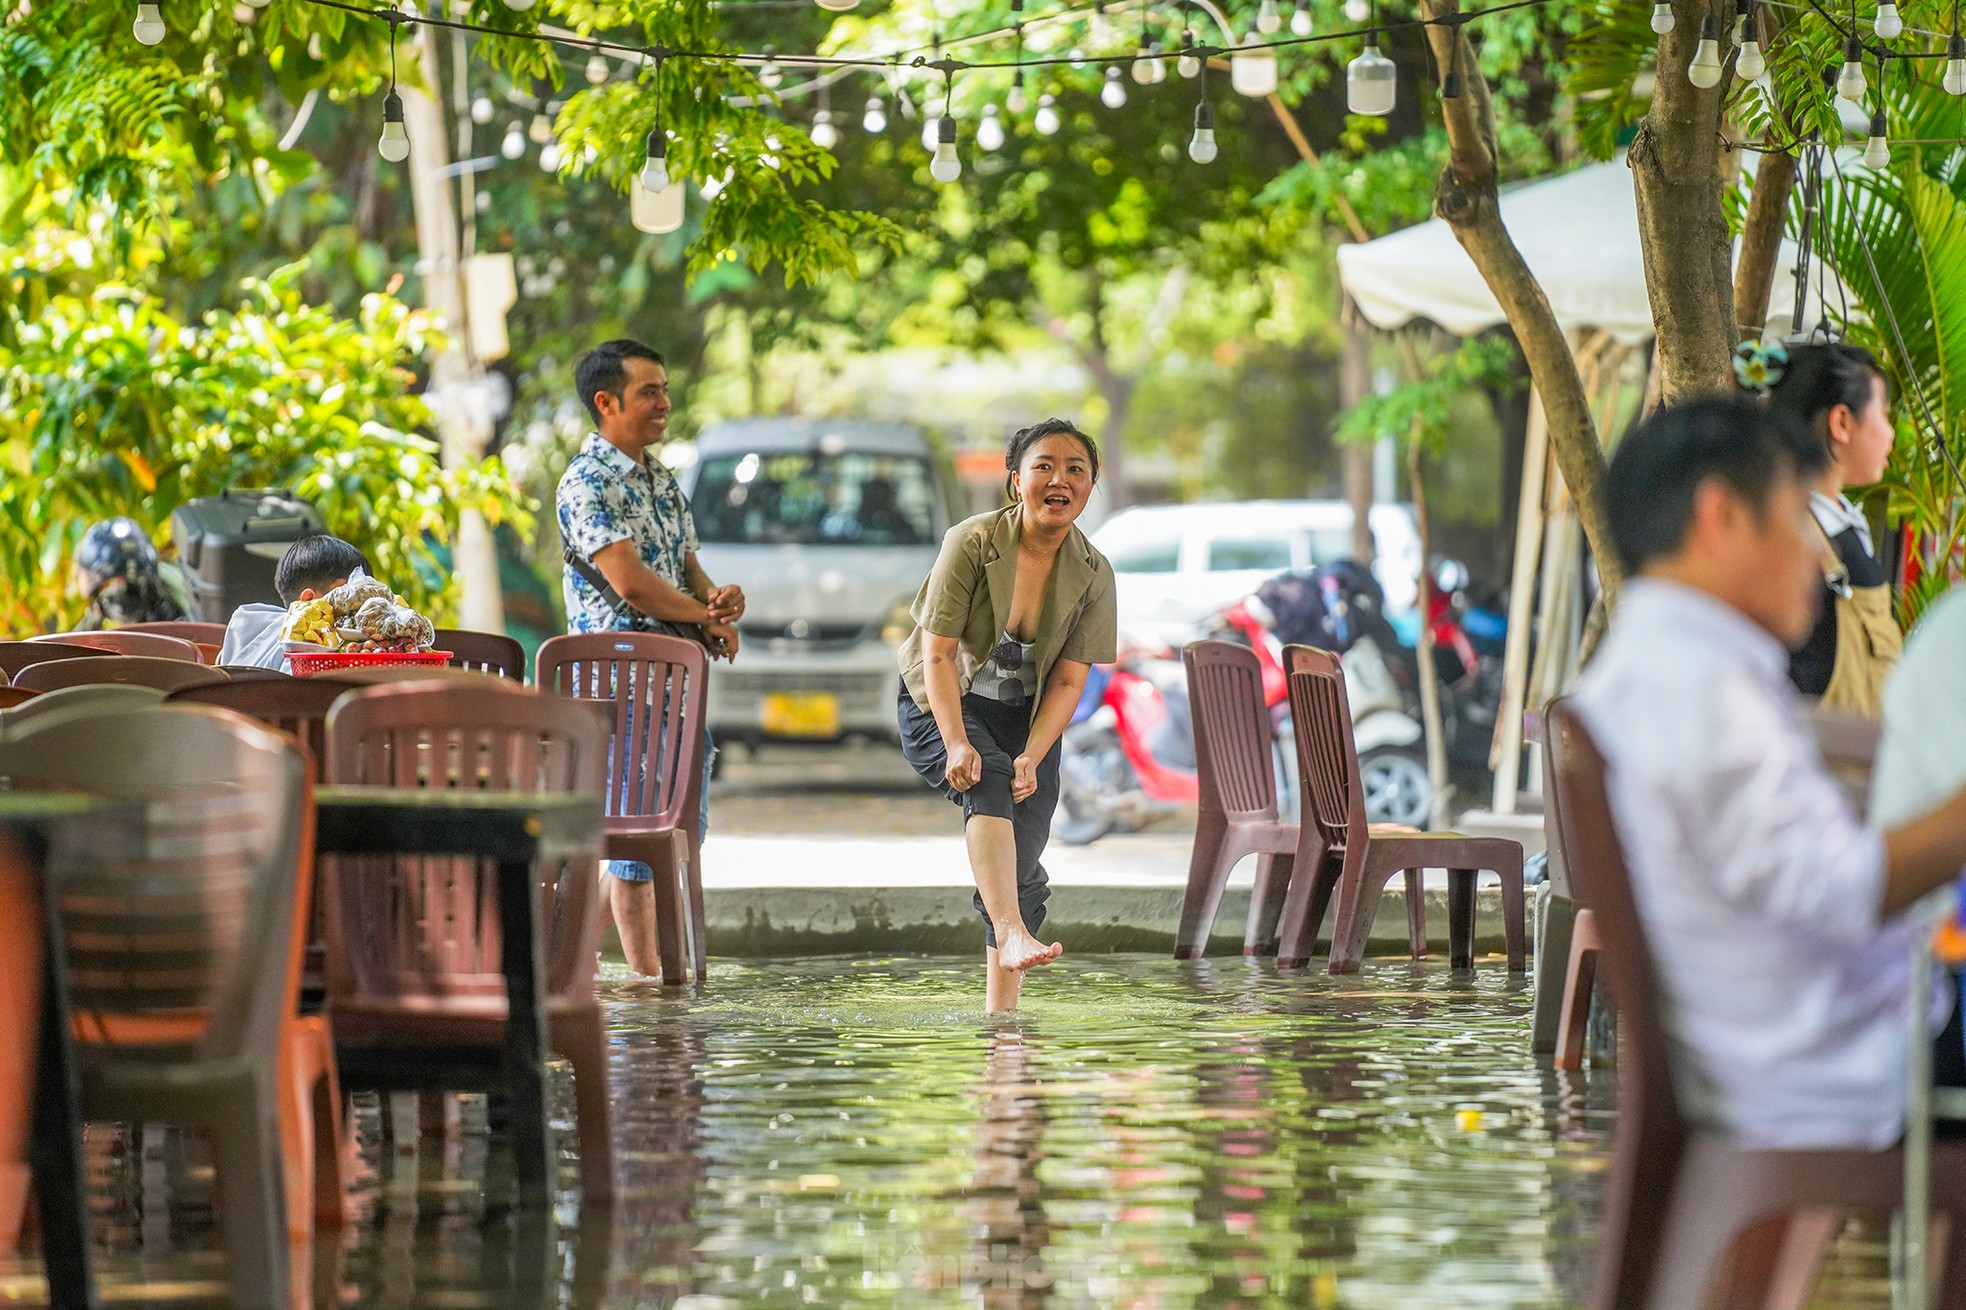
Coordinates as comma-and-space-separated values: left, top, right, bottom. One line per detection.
898, 506, 1119, 723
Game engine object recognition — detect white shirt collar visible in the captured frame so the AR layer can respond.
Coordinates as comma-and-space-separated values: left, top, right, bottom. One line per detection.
1809, 491, 1874, 553
1616, 577, 1790, 685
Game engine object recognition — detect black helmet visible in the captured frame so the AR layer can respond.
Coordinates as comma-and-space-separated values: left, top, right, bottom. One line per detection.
75, 518, 162, 589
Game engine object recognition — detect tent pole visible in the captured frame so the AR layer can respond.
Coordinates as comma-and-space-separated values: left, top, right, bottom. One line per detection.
1491, 382, 1549, 816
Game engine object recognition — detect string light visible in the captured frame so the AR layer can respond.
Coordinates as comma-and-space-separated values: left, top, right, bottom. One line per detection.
1348, 29, 1396, 114
1232, 35, 1280, 96
1863, 107, 1890, 165
922, 103, 942, 151
1946, 32, 1966, 94
1008, 72, 1031, 111
1874, 1, 1902, 37
639, 131, 670, 193
377, 18, 409, 163
1132, 15, 1167, 85
1651, 2, 1676, 34
978, 103, 1007, 150
539, 141, 563, 172
811, 108, 839, 149
1736, 9, 1765, 78
1178, 30, 1202, 78
1035, 93, 1062, 135
1102, 66, 1129, 107
133, 2, 166, 44
1836, 35, 1868, 100
1730, 0, 1749, 40
502, 0, 536, 9
501, 121, 525, 159
930, 116, 963, 181
1257, 0, 1283, 34
760, 49, 783, 89
1189, 64, 1217, 163
471, 96, 495, 124
528, 108, 555, 144
1291, 1, 1313, 36
815, 0, 861, 10
586, 53, 611, 84
1688, 13, 1724, 87
1345, 0, 1371, 22
863, 95, 888, 133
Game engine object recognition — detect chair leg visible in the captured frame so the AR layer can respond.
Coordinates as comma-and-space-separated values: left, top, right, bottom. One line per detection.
279, 1028, 315, 1245
559, 1008, 617, 1203
1327, 849, 1390, 975
1246, 851, 1295, 956
1447, 869, 1475, 969
0, 1163, 27, 1253
650, 852, 689, 987
1531, 892, 1578, 1058
1554, 911, 1599, 1073
686, 831, 708, 984
1176, 812, 1233, 959
1276, 848, 1344, 968
1496, 852, 1528, 971
1405, 868, 1428, 960
307, 1030, 349, 1233
211, 1079, 293, 1310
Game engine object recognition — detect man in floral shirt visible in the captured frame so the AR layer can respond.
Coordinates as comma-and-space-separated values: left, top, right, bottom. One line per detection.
557, 338, 742, 985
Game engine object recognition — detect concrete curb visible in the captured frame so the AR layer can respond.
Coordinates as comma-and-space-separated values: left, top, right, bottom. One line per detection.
699, 885, 1518, 958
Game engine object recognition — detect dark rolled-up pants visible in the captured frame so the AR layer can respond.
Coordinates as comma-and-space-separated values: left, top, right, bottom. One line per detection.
897, 691, 1061, 949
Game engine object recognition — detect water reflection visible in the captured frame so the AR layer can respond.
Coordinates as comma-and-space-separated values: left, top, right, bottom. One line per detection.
11, 954, 1623, 1308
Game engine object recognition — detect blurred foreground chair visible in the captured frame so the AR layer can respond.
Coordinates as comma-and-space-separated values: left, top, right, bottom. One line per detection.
29, 630, 201, 662
13, 655, 229, 695
435, 628, 526, 680
1274, 646, 1525, 973
323, 681, 617, 1198
121, 620, 227, 649
0, 684, 167, 741
1173, 640, 1301, 959
220, 666, 294, 683
0, 641, 101, 682
536, 632, 710, 985
1546, 696, 1966, 1308
0, 833, 39, 1251
0, 705, 335, 1305
0, 688, 35, 710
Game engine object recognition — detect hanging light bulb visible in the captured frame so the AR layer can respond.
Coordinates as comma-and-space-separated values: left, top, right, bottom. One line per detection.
133, 2, 166, 44
1875, 1, 1902, 38
759, 50, 783, 90
1650, 2, 1675, 34
1232, 35, 1280, 96
1863, 108, 1890, 166
1257, 0, 1283, 34
930, 117, 962, 182
815, 0, 861, 11
529, 109, 555, 144
632, 177, 686, 233
921, 107, 942, 153
1836, 35, 1867, 100
1102, 66, 1129, 108
1291, 1, 1313, 36
863, 96, 888, 133
1008, 72, 1031, 113
639, 130, 670, 192
471, 96, 495, 125
1344, 0, 1370, 21
1188, 99, 1218, 163
1735, 14, 1765, 79
501, 121, 525, 158
1132, 38, 1165, 85
1034, 93, 1062, 135
978, 103, 1006, 151
1946, 33, 1966, 95
1178, 31, 1202, 78
1347, 39, 1396, 114
586, 53, 611, 84
503, 0, 537, 9
1688, 13, 1724, 88
811, 109, 839, 150
377, 90, 410, 162
1069, 48, 1089, 68
539, 141, 563, 172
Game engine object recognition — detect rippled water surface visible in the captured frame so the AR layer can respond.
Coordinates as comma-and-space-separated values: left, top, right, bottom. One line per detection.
13, 954, 1622, 1308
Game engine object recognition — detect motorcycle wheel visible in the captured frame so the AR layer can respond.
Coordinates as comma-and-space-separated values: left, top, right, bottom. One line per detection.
1053, 732, 1121, 846
1358, 746, 1432, 830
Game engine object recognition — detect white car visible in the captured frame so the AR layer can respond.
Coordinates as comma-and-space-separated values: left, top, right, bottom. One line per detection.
1090, 500, 1422, 645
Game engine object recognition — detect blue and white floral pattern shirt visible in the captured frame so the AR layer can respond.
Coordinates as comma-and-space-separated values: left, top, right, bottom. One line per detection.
556, 432, 699, 635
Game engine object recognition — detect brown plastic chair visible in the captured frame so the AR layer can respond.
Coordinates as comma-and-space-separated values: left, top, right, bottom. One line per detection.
120, 620, 228, 648
1544, 696, 1966, 1309
220, 665, 295, 683
1173, 640, 1302, 959
536, 632, 711, 985
0, 641, 102, 681
435, 628, 527, 680
0, 832, 40, 1251
0, 684, 168, 740
0, 704, 331, 1307
323, 682, 616, 1199
311, 664, 526, 688
1274, 646, 1526, 973
29, 629, 201, 662
0, 688, 34, 710
12, 655, 230, 695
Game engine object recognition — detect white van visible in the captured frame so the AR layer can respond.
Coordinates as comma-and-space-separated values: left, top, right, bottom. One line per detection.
678, 419, 954, 748
1090, 500, 1422, 645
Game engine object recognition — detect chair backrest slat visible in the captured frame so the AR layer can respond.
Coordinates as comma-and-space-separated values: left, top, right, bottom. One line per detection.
1183, 640, 1280, 821
433, 629, 526, 681
536, 633, 708, 836
13, 656, 229, 696
0, 641, 102, 681
120, 621, 228, 649
29, 631, 202, 662
1283, 645, 1367, 845
167, 677, 348, 769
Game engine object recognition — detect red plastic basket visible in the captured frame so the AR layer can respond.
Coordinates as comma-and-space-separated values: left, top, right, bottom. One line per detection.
286, 650, 454, 677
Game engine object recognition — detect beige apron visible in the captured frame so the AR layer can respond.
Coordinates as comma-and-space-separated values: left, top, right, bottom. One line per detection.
1816, 528, 1903, 719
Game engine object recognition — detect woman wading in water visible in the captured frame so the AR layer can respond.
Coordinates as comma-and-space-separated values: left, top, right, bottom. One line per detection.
896, 420, 1119, 1010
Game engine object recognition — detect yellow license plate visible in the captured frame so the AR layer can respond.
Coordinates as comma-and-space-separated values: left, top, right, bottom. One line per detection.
761, 692, 840, 739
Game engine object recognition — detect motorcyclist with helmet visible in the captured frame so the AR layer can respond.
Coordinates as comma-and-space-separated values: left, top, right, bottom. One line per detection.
68, 518, 190, 630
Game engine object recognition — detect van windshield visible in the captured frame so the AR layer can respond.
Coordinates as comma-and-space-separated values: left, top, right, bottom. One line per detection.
692, 451, 938, 547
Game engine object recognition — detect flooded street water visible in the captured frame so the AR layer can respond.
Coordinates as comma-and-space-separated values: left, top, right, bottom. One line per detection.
24, 953, 1620, 1308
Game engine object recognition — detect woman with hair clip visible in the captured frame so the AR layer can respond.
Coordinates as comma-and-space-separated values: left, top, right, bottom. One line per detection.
1738, 339, 1901, 714
894, 419, 1119, 1011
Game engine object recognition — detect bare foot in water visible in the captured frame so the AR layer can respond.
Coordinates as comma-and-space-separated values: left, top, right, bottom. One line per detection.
996, 928, 1064, 971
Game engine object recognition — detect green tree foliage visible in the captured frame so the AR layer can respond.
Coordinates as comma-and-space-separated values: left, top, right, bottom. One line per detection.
0, 267, 525, 632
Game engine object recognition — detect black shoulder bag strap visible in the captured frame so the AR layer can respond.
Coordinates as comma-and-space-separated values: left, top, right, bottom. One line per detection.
561, 544, 710, 649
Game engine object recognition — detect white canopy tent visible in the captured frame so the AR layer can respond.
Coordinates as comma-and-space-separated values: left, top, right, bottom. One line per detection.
1333, 154, 1836, 816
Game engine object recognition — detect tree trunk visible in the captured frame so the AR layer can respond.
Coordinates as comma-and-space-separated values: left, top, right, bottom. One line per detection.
1733, 151, 1796, 341
1407, 431, 1452, 828
1629, 0, 1737, 400
1340, 314, 1377, 562
1416, 0, 1623, 602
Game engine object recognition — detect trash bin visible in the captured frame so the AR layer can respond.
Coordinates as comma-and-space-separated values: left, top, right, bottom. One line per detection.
170, 491, 325, 622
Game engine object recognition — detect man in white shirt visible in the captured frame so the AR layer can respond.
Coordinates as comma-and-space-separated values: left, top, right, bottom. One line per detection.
217, 534, 370, 669
1573, 395, 1966, 1149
